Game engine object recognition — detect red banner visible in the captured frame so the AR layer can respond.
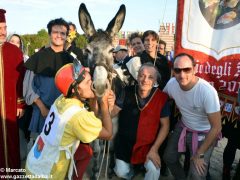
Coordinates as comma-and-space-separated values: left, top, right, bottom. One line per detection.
175, 0, 240, 97
176, 0, 240, 131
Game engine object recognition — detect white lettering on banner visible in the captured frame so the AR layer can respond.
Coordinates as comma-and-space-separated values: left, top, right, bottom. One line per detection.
219, 80, 240, 93
195, 61, 232, 79
234, 62, 240, 77
193, 60, 239, 95
227, 81, 238, 92
219, 80, 226, 90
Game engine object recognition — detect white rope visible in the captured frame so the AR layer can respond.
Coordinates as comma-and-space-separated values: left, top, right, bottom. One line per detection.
97, 140, 107, 180
161, 0, 168, 26
104, 141, 111, 178
154, 0, 168, 66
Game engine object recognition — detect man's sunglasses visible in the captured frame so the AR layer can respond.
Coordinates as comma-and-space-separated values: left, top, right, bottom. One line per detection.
173, 67, 192, 74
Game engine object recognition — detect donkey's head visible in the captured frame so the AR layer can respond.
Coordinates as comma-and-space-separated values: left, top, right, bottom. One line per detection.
79, 3, 126, 97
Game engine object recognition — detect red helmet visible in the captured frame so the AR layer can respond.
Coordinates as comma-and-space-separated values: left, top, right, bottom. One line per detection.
55, 63, 85, 96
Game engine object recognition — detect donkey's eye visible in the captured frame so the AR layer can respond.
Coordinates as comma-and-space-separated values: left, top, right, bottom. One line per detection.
109, 48, 114, 53
85, 48, 91, 54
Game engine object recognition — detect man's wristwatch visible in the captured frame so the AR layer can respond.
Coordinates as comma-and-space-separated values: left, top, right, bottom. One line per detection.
198, 153, 204, 159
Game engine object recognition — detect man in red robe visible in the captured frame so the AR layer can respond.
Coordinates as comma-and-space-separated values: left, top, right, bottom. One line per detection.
0, 9, 25, 174
111, 63, 170, 180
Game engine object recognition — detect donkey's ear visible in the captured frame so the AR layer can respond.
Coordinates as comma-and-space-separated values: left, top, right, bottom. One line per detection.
106, 4, 126, 38
79, 3, 96, 37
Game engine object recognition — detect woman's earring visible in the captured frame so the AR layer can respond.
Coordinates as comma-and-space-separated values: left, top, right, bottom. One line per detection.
153, 82, 159, 87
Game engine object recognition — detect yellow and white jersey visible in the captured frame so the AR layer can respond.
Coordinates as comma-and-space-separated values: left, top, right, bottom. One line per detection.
26, 95, 102, 179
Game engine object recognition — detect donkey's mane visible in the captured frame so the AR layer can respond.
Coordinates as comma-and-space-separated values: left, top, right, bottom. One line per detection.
88, 29, 112, 43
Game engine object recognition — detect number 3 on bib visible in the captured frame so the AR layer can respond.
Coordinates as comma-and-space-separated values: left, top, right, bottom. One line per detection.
44, 111, 55, 135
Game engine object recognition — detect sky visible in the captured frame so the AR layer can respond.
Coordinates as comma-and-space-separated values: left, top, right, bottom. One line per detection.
1, 0, 177, 35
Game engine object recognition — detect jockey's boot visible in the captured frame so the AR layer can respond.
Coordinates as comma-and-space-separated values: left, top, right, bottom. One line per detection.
222, 164, 231, 180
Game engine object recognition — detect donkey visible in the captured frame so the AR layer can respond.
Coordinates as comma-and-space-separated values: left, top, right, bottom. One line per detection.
78, 3, 126, 179
79, 3, 126, 97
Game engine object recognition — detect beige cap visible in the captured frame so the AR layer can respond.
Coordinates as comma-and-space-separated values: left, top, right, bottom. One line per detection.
113, 45, 128, 53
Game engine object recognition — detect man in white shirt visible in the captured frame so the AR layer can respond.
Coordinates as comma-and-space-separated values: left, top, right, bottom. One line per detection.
163, 53, 221, 180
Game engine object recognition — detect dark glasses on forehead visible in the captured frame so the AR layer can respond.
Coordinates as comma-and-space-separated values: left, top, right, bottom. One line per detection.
173, 67, 192, 74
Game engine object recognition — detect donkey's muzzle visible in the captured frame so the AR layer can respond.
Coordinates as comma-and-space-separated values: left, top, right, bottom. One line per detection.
91, 65, 111, 97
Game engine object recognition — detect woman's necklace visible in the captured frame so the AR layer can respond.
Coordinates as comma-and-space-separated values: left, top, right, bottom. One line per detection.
135, 85, 142, 110
134, 85, 156, 111
135, 85, 148, 111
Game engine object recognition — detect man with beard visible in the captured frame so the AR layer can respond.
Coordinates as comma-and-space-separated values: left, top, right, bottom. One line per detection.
0, 9, 26, 173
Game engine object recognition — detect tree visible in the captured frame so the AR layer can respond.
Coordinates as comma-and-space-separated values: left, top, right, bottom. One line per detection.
21, 29, 88, 56
21, 29, 49, 56
75, 34, 88, 49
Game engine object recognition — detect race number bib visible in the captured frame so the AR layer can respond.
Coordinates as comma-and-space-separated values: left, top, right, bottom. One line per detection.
42, 105, 61, 146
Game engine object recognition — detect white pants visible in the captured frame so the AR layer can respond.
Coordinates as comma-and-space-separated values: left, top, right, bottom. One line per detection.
114, 159, 160, 180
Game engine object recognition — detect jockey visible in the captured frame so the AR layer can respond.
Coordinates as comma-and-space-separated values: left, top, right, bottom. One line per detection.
25, 61, 115, 180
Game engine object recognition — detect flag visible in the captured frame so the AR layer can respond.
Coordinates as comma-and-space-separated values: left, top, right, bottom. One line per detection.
176, 0, 240, 97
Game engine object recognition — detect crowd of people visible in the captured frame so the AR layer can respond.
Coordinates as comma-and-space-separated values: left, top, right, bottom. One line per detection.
0, 7, 239, 180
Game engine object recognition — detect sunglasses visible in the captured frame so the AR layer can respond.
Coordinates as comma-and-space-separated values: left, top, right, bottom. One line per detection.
173, 67, 192, 74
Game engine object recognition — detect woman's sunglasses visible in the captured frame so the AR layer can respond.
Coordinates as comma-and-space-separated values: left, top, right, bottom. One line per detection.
173, 67, 192, 74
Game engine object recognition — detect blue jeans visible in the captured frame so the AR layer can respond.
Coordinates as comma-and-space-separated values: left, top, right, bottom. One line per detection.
163, 125, 215, 180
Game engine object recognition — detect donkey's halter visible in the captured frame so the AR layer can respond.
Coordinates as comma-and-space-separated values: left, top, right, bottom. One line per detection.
94, 62, 113, 83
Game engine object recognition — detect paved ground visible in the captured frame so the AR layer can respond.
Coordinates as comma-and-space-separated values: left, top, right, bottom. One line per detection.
21, 138, 239, 179
83, 138, 240, 180
208, 138, 240, 180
